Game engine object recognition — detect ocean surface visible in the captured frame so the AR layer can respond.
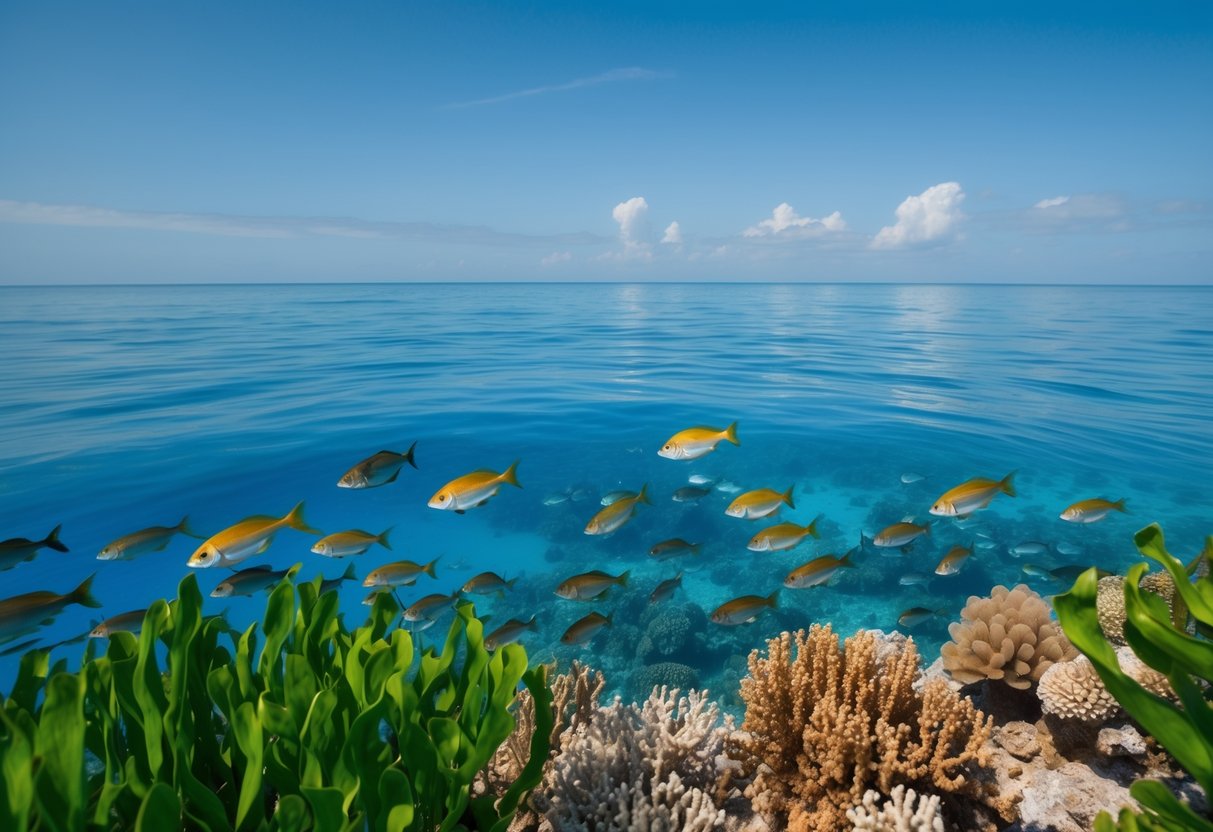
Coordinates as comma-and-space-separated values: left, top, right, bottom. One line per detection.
2, 283, 1211, 703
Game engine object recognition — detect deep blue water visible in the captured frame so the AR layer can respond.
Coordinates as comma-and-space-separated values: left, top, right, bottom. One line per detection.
2, 283, 1211, 701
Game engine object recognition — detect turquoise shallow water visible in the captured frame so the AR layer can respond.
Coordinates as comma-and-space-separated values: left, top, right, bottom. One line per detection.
1, 283, 1211, 702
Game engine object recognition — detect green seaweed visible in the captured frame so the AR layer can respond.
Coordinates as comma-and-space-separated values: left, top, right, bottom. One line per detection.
1, 568, 552, 831
1055, 524, 1213, 830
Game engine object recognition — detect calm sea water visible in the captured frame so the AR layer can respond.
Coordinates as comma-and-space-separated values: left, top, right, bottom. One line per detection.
2, 283, 1211, 699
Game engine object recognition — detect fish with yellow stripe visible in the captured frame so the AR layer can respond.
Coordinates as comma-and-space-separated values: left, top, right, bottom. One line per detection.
584, 485, 650, 535
187, 502, 321, 569
929, 472, 1016, 517
658, 422, 740, 461
746, 517, 820, 552
1059, 498, 1128, 524
428, 461, 521, 513
725, 486, 795, 520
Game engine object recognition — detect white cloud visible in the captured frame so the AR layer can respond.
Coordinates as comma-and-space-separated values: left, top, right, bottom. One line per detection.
611, 196, 652, 259
743, 203, 846, 238
871, 182, 965, 249
541, 251, 572, 267
1034, 195, 1070, 210
445, 67, 669, 108
661, 221, 682, 246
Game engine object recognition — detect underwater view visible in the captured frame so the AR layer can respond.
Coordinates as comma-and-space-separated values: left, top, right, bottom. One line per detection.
1, 281, 1210, 679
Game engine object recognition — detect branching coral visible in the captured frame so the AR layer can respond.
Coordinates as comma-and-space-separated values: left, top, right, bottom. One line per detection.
847, 785, 945, 832
534, 686, 730, 831
732, 624, 995, 831
941, 584, 1076, 689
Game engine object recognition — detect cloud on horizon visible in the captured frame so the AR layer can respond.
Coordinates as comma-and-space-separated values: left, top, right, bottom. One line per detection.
0, 199, 607, 248
872, 182, 965, 249
444, 67, 669, 108
609, 196, 653, 260
743, 202, 846, 239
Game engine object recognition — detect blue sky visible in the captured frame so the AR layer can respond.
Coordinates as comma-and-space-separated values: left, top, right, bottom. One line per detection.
1, 1, 1210, 283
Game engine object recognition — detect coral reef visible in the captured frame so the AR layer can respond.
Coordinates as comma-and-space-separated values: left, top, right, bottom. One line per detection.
846, 786, 944, 832
731, 624, 997, 831
941, 584, 1076, 689
630, 662, 700, 700
1037, 656, 1122, 722
1095, 571, 1181, 645
531, 686, 731, 831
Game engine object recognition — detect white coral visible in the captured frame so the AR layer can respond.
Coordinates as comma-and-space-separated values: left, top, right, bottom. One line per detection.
847, 786, 944, 832
537, 686, 730, 831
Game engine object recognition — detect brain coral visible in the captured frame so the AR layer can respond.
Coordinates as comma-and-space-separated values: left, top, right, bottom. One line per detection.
941, 584, 1076, 690
1037, 656, 1122, 722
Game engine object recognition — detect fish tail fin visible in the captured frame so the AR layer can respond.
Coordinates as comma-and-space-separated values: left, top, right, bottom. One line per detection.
506, 576, 519, 589
617, 570, 631, 588
674, 570, 684, 582
404, 440, 418, 469
924, 523, 932, 536
44, 524, 69, 553
637, 484, 651, 505
604, 612, 614, 627
692, 543, 703, 556
284, 502, 322, 535
423, 557, 440, 578
177, 515, 205, 540
723, 421, 740, 446
342, 563, 356, 581
526, 615, 538, 631
783, 486, 796, 509
766, 589, 779, 609
1115, 498, 1129, 514
1000, 471, 1017, 497
840, 552, 855, 568
502, 460, 522, 488
70, 574, 102, 609
806, 515, 823, 538
378, 527, 394, 550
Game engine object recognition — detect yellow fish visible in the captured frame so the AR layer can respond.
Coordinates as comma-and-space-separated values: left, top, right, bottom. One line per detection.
337, 442, 418, 488
746, 518, 820, 552
403, 591, 460, 622
187, 502, 320, 569
362, 557, 440, 587
0, 575, 101, 645
98, 516, 201, 561
311, 527, 392, 557
929, 472, 1016, 517
873, 521, 931, 548
1, 524, 69, 571
428, 461, 521, 512
560, 611, 612, 645
934, 545, 972, 576
648, 538, 701, 560
461, 571, 518, 595
584, 485, 650, 535
710, 591, 778, 625
211, 565, 291, 598
658, 422, 740, 460
725, 486, 795, 520
485, 615, 539, 650
1059, 498, 1128, 524
783, 553, 854, 589
555, 570, 630, 600
89, 609, 148, 639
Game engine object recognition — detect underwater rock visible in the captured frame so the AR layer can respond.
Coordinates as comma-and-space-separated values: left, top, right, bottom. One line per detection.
1096, 723, 1148, 762
994, 721, 1041, 762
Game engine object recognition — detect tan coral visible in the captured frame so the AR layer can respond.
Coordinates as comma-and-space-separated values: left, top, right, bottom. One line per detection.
731, 625, 997, 831
847, 785, 945, 832
941, 584, 1076, 689
1116, 647, 1177, 701
1037, 656, 1122, 722
1097, 572, 1182, 645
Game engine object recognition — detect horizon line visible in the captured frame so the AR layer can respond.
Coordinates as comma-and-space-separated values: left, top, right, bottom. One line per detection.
1, 280, 1210, 289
